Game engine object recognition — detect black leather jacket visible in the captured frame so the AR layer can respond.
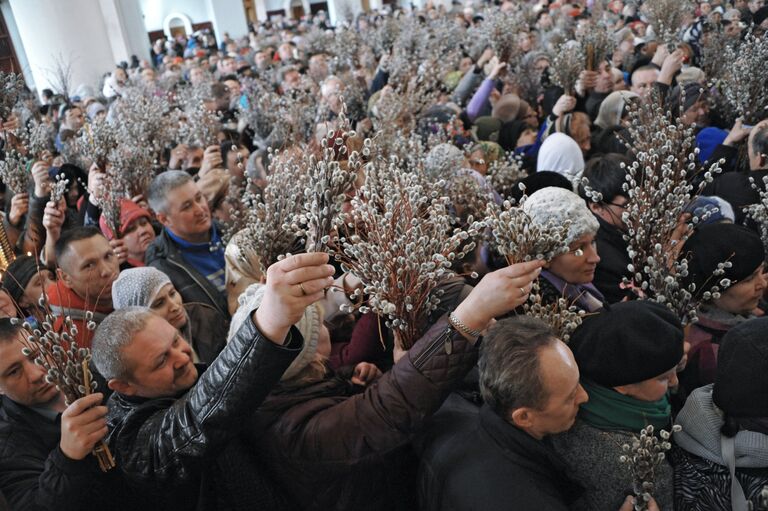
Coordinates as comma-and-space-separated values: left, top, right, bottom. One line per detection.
105, 310, 303, 511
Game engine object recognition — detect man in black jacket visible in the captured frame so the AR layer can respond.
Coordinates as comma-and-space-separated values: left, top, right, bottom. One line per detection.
92, 252, 334, 510
418, 316, 652, 511
579, 154, 633, 303
0, 319, 122, 510
145, 170, 229, 318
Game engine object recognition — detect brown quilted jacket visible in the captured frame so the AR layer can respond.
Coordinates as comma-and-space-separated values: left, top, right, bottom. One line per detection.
247, 315, 479, 511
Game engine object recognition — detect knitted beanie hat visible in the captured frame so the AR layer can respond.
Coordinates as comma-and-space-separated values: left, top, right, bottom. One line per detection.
112, 267, 172, 309
569, 300, 684, 387
98, 199, 152, 240
2, 255, 40, 305
229, 283, 321, 381
425, 143, 465, 177
713, 317, 768, 417
681, 223, 765, 295
523, 186, 599, 245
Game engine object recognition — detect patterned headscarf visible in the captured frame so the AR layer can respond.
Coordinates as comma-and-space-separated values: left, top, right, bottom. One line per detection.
112, 267, 172, 309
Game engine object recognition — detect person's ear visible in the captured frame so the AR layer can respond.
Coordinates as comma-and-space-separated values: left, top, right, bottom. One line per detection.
56, 267, 73, 289
155, 211, 172, 229
510, 407, 536, 429
588, 202, 603, 214
108, 379, 136, 396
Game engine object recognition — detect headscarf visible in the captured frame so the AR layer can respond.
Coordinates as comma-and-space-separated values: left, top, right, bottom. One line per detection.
536, 133, 585, 187
112, 267, 172, 309
594, 90, 638, 130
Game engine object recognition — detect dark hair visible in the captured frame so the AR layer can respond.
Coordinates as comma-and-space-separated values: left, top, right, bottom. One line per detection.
54, 226, 104, 265
721, 415, 740, 438
508, 171, 573, 203
0, 317, 22, 344
578, 153, 632, 203
479, 316, 557, 416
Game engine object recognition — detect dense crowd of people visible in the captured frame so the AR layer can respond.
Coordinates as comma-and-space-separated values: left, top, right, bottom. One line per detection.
0, 0, 768, 509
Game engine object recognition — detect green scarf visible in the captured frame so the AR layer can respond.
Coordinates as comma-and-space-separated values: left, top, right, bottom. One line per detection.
578, 380, 671, 432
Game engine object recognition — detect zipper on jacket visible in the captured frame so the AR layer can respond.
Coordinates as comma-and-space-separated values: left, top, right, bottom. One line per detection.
412, 327, 453, 368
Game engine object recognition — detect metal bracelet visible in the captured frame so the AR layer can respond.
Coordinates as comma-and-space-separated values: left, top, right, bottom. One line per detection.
448, 312, 482, 338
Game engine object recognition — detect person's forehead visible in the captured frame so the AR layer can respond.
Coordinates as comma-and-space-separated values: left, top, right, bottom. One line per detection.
123, 316, 174, 363
68, 235, 109, 258
0, 337, 27, 373
169, 180, 199, 201
539, 342, 579, 396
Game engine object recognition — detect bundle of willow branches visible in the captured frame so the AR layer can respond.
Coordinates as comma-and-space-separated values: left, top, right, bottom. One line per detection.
550, 43, 585, 95
619, 425, 682, 511
15, 307, 116, 472
335, 159, 484, 349
294, 106, 359, 253
620, 89, 726, 324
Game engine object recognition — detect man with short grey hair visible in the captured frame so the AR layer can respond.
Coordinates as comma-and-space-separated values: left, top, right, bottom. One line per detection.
145, 170, 228, 317
418, 316, 649, 511
93, 252, 336, 510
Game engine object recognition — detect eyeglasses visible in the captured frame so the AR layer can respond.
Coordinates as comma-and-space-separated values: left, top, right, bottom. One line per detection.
606, 201, 629, 210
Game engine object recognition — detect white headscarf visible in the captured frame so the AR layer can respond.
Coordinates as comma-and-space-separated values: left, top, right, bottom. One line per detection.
536, 133, 585, 188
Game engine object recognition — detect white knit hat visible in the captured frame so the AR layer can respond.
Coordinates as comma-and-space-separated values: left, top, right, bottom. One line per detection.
228, 283, 322, 381
523, 186, 599, 245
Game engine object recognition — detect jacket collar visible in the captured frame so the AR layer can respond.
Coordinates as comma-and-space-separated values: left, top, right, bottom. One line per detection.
594, 213, 628, 246
45, 281, 113, 315
0, 396, 61, 449
478, 404, 582, 503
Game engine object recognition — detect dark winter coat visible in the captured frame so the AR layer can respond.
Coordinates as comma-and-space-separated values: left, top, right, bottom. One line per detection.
592, 215, 632, 304
0, 396, 132, 510
181, 301, 228, 364
104, 313, 303, 511
703, 169, 768, 224
246, 316, 480, 511
145, 226, 229, 318
418, 399, 583, 511
551, 419, 674, 511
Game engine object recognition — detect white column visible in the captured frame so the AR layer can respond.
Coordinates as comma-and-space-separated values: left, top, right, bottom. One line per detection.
98, 0, 150, 64
255, 0, 268, 22
9, 0, 115, 97
205, 0, 249, 39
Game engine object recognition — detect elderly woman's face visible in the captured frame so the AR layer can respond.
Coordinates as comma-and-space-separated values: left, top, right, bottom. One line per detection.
713, 264, 767, 315
547, 233, 600, 284
616, 367, 679, 402
150, 283, 187, 329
